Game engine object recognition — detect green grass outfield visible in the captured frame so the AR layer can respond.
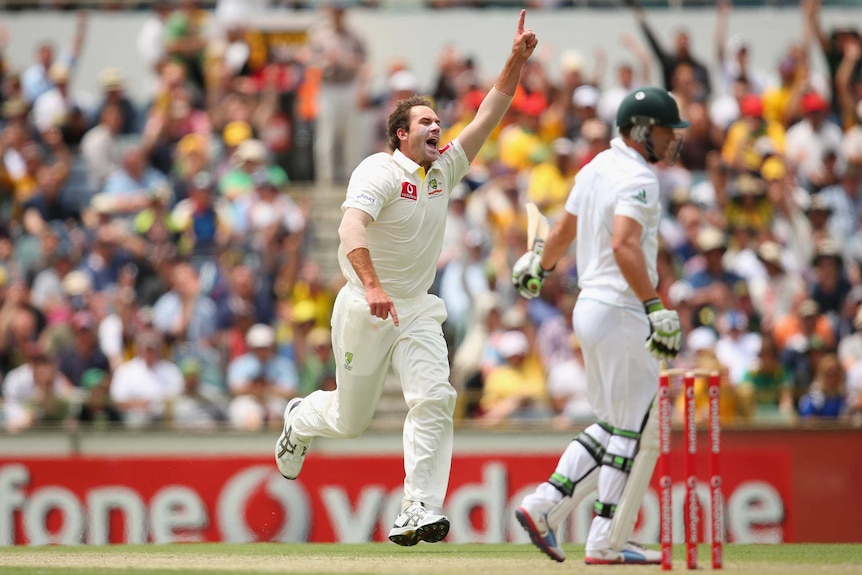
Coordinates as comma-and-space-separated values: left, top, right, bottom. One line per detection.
1, 543, 861, 575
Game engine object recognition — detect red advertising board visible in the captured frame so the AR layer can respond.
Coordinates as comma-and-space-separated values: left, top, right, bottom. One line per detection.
1, 428, 859, 546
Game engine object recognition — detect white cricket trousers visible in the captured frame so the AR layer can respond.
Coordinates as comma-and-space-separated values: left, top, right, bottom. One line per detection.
573, 297, 659, 550
290, 284, 456, 510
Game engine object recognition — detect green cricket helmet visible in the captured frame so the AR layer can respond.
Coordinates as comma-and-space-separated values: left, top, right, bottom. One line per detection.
616, 87, 690, 130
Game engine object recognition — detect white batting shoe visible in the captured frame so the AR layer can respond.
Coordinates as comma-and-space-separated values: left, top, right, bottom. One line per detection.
515, 497, 565, 562
388, 501, 450, 546
584, 542, 662, 565
275, 398, 312, 480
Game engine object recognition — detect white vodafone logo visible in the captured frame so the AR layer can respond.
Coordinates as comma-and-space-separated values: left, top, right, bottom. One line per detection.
217, 466, 310, 543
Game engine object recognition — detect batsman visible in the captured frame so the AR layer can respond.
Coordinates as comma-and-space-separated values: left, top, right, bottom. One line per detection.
511, 87, 688, 564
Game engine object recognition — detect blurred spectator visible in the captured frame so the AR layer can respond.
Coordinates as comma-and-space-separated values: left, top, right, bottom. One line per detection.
747, 240, 807, 332
226, 323, 299, 400
243, 168, 304, 253
295, 326, 336, 398
546, 333, 590, 429
715, 309, 761, 388
101, 144, 171, 217
783, 333, 830, 410
57, 311, 110, 388
79, 102, 124, 192
2, 342, 73, 433
798, 352, 847, 418
110, 330, 183, 428
216, 263, 274, 334
21, 14, 87, 104
227, 368, 284, 431
804, 0, 862, 119
785, 91, 844, 192
498, 96, 546, 173
0, 288, 43, 375
136, 0, 172, 102
20, 164, 79, 224
809, 239, 852, 317
685, 226, 746, 318
525, 137, 574, 220
218, 138, 287, 220
762, 52, 806, 128
98, 286, 142, 370
597, 33, 651, 126
163, 0, 208, 91
171, 357, 228, 430
629, 0, 711, 99
673, 351, 738, 427
170, 171, 234, 259
439, 228, 491, 350
478, 329, 549, 426
91, 67, 138, 136
816, 164, 862, 243
725, 174, 772, 239
774, 298, 836, 353
32, 63, 88, 147
738, 335, 795, 422
676, 101, 721, 172
310, 4, 367, 183
721, 94, 785, 173
714, 1, 769, 96
75, 368, 122, 428
575, 118, 610, 170
152, 260, 218, 346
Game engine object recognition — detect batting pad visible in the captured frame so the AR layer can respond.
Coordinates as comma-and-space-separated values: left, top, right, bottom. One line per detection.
546, 467, 599, 530
608, 398, 659, 550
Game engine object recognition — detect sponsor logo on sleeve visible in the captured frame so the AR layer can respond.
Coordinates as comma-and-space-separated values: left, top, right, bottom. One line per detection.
632, 189, 647, 204
401, 182, 418, 201
352, 192, 376, 206
439, 142, 453, 154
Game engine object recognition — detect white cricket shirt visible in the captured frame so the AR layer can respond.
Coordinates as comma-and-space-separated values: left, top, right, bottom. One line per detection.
339, 141, 470, 299
565, 137, 661, 310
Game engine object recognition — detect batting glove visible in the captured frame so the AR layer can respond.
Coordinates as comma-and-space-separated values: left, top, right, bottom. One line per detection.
644, 298, 681, 360
512, 251, 549, 300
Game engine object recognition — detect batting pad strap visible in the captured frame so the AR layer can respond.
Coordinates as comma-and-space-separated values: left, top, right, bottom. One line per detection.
594, 501, 617, 519
548, 472, 576, 497
602, 451, 635, 473
575, 430, 607, 465
607, 427, 641, 441
597, 420, 614, 435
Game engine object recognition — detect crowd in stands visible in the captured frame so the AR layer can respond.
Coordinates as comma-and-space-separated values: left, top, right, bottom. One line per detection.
1, 0, 862, 433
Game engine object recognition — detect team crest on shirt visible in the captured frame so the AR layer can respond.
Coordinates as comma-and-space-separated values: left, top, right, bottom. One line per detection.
401, 182, 418, 201
344, 352, 353, 371
428, 178, 444, 198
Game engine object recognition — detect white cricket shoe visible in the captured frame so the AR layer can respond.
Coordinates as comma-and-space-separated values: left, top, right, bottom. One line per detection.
275, 398, 311, 480
515, 497, 565, 562
388, 501, 450, 546
584, 542, 662, 565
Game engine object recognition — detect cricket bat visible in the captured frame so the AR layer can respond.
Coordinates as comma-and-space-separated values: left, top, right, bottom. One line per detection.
526, 202, 550, 255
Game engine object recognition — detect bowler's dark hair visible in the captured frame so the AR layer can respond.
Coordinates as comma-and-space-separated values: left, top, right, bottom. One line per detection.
387, 95, 434, 152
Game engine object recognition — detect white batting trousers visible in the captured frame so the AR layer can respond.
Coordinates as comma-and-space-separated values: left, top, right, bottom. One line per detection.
571, 297, 659, 551
290, 284, 456, 510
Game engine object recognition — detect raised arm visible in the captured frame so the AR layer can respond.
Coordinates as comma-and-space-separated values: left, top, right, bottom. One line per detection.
621, 33, 652, 85
802, 0, 830, 55
715, 0, 729, 66
458, 9, 537, 163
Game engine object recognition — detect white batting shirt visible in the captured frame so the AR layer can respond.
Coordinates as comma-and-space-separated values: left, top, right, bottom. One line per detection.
339, 141, 470, 299
565, 137, 661, 310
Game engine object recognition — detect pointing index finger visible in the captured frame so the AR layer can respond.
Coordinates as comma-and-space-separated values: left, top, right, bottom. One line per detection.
517, 9, 525, 34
